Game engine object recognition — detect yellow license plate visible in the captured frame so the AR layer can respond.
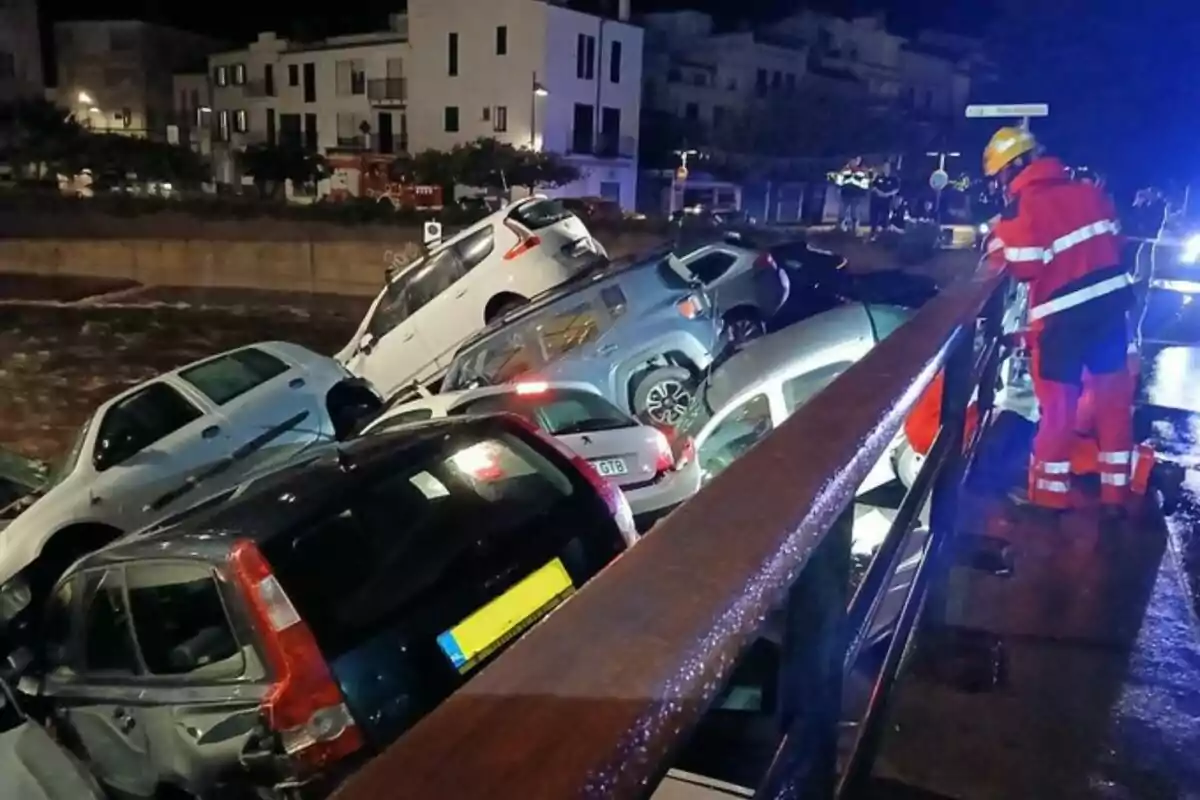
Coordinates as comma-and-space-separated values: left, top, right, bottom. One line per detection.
436, 559, 575, 674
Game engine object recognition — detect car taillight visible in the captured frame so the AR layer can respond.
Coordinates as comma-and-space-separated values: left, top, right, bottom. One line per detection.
228, 541, 363, 773
754, 252, 777, 270
652, 428, 675, 473
503, 222, 542, 260
674, 436, 696, 469
676, 293, 706, 319
503, 413, 639, 546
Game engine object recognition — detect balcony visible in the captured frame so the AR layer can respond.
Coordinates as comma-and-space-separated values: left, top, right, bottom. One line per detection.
243, 80, 272, 98
567, 132, 637, 160
368, 78, 407, 106
335, 135, 367, 150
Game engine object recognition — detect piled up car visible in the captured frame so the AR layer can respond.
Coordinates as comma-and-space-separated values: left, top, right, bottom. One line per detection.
0, 195, 939, 799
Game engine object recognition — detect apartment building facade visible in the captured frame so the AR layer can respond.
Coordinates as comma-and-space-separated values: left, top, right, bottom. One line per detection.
55, 20, 224, 139
204, 0, 644, 208
0, 0, 43, 103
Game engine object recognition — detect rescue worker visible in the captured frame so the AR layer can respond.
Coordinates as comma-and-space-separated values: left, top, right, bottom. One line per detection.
982, 127, 1134, 516
831, 157, 871, 235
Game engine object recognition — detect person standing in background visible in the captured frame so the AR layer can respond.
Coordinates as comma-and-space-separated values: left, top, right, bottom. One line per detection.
869, 162, 901, 238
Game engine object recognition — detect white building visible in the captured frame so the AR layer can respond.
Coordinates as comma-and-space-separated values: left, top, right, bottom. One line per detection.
642, 12, 810, 132
205, 0, 644, 208
55, 21, 224, 139
171, 71, 212, 155
0, 0, 43, 103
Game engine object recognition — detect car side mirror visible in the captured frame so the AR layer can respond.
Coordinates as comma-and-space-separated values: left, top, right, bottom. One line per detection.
664, 254, 702, 287
359, 332, 376, 355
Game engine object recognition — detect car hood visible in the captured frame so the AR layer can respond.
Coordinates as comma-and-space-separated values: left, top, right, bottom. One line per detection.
843, 271, 938, 308
0, 720, 106, 800
0, 450, 48, 497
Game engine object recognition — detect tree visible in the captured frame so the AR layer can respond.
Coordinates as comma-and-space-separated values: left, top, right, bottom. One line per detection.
236, 143, 328, 198
392, 138, 579, 196
80, 134, 210, 190
0, 98, 87, 179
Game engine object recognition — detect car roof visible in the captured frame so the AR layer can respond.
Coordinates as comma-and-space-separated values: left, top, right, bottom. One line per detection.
366, 381, 608, 432
386, 195, 551, 285
699, 304, 873, 411
74, 417, 514, 568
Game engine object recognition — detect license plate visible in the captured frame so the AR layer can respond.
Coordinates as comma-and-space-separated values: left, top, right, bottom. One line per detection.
435, 559, 575, 675
591, 458, 628, 477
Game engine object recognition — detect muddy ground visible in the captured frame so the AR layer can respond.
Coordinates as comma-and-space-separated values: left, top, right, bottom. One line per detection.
0, 237, 975, 463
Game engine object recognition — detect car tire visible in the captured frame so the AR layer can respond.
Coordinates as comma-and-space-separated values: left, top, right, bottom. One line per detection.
632, 366, 697, 427
723, 309, 767, 347
486, 295, 528, 322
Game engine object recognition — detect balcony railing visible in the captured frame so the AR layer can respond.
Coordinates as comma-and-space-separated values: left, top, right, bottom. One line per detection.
243, 79, 272, 98
335, 135, 367, 149
331, 267, 1012, 800
568, 132, 637, 159
367, 77, 407, 104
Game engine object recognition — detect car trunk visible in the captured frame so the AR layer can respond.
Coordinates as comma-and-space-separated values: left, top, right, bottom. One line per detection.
557, 425, 665, 491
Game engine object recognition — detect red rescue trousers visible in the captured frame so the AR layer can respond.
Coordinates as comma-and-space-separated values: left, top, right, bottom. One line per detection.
905, 372, 979, 458
1028, 306, 1134, 509
1070, 350, 1155, 498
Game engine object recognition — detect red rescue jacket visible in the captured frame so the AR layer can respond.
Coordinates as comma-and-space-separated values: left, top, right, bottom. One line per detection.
986, 157, 1128, 328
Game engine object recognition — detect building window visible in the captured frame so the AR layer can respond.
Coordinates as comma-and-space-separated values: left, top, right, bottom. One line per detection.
684, 102, 699, 121
755, 68, 767, 93
444, 106, 459, 132
771, 71, 781, 89
288, 64, 299, 86
336, 59, 366, 96
482, 107, 491, 121
571, 103, 594, 153
448, 32, 458, 76
599, 106, 620, 156
233, 63, 246, 85
217, 110, 230, 141
215, 65, 228, 87
496, 25, 508, 55
576, 34, 595, 80
304, 113, 317, 151
713, 105, 726, 128
493, 106, 507, 133
264, 64, 275, 96
120, 108, 132, 129
610, 41, 622, 83
303, 62, 316, 103
337, 112, 368, 147
266, 108, 276, 144
234, 109, 248, 133
785, 73, 796, 91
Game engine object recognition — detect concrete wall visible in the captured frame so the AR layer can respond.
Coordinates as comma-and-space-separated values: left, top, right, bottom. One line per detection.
0, 230, 665, 297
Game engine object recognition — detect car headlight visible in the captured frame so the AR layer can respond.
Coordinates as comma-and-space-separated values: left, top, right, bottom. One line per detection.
1182, 234, 1200, 265
978, 222, 990, 235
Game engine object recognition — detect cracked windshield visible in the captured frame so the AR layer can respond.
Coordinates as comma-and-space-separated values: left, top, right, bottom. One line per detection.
1, 0, 1195, 798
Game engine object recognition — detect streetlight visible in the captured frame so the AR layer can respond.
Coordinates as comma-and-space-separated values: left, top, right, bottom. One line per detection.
668, 148, 698, 217
530, 72, 548, 149
77, 91, 93, 104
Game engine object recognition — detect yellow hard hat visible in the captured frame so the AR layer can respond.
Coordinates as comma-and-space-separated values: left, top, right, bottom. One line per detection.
982, 126, 1038, 177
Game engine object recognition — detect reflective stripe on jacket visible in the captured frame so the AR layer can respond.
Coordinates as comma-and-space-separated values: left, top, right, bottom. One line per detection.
988, 157, 1128, 324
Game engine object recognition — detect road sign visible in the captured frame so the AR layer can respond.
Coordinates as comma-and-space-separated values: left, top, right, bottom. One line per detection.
930, 169, 949, 192
423, 220, 443, 246
965, 103, 1049, 119
675, 166, 689, 182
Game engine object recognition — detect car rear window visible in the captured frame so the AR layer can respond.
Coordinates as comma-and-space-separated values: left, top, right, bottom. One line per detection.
260, 429, 618, 660
445, 326, 543, 389
534, 300, 609, 360
454, 388, 636, 435
508, 198, 574, 230
180, 348, 290, 405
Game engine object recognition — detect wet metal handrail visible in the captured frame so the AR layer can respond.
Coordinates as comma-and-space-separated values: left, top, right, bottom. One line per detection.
332, 267, 1009, 800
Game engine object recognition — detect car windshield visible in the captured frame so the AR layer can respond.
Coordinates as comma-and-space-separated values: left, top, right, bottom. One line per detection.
509, 198, 574, 230
452, 387, 637, 435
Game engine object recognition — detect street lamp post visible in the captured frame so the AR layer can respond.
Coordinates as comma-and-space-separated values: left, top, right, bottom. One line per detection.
668, 148, 698, 217
926, 150, 961, 220
530, 72, 548, 150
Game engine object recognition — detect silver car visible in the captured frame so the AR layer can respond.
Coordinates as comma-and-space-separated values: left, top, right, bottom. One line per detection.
667, 234, 791, 345
441, 251, 725, 427
362, 381, 702, 528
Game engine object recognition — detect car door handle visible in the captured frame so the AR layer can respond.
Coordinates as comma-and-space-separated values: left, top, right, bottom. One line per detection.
597, 343, 619, 356
288, 377, 305, 389
402, 332, 416, 342
454, 289, 468, 298
202, 425, 221, 439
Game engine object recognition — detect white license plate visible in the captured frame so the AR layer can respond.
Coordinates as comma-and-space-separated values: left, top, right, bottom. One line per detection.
591, 458, 628, 477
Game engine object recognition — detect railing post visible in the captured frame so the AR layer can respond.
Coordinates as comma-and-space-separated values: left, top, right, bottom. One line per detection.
924, 323, 976, 628
769, 504, 853, 799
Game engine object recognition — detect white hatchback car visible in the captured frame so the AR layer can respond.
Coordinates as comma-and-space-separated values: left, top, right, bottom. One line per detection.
362, 381, 702, 528
338, 196, 607, 399
0, 342, 383, 620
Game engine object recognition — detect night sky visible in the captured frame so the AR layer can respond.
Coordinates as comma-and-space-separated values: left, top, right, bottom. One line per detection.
35, 0, 1200, 189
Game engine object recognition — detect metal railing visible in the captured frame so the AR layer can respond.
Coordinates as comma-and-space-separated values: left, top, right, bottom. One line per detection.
332, 266, 1010, 800
569, 133, 638, 159
367, 78, 407, 104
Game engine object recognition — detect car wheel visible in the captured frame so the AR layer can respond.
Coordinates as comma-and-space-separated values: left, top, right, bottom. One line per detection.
633, 366, 696, 427
486, 295, 528, 322
723, 309, 767, 346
